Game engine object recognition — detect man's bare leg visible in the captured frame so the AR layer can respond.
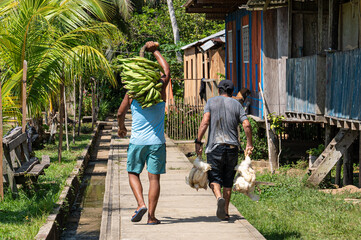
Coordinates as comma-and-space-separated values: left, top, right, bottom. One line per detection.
128, 172, 146, 217
210, 182, 222, 199
147, 172, 160, 224
223, 187, 232, 217
210, 182, 226, 219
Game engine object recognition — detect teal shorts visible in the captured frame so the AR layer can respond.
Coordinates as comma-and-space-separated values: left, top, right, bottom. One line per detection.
127, 143, 166, 175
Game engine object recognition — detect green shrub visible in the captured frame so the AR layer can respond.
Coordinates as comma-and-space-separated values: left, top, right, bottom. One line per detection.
80, 123, 93, 134
239, 118, 268, 160
98, 101, 111, 121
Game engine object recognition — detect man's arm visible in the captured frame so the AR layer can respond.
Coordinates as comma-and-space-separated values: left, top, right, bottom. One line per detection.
195, 112, 211, 155
145, 41, 170, 100
117, 94, 131, 138
242, 119, 253, 155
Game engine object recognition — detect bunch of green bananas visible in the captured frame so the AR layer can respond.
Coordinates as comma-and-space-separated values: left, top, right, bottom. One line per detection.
117, 56, 164, 109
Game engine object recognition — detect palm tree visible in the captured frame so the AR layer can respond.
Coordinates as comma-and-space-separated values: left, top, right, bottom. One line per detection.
0, 0, 122, 161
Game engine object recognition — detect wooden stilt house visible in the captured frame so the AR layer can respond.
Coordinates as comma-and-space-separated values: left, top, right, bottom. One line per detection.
182, 30, 226, 104
184, 0, 361, 187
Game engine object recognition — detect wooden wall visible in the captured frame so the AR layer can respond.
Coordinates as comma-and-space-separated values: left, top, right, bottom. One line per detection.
326, 48, 361, 121
183, 46, 225, 104
226, 9, 264, 118
263, 8, 289, 116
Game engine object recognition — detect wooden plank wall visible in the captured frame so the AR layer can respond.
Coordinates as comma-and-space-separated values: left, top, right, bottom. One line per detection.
226, 9, 263, 118
326, 48, 361, 121
286, 55, 317, 114
183, 46, 225, 104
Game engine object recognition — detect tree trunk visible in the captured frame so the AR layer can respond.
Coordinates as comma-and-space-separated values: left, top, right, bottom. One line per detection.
91, 77, 96, 129
64, 89, 69, 151
166, 0, 182, 62
73, 77, 76, 144
77, 77, 83, 136
58, 82, 64, 163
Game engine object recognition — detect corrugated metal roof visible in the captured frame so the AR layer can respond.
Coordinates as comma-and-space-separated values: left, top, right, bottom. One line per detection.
181, 30, 225, 50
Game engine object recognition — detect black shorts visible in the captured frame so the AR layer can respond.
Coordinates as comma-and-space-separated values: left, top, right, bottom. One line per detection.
206, 144, 238, 188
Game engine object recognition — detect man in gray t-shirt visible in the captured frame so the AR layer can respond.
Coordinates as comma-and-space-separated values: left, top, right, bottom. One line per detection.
195, 79, 253, 220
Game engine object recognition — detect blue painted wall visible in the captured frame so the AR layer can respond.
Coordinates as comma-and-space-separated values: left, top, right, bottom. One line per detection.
326, 48, 361, 121
286, 55, 317, 114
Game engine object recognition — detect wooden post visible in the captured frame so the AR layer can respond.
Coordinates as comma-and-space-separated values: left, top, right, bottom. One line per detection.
0, 68, 3, 200
22, 60, 27, 133
64, 90, 69, 151
335, 158, 343, 187
328, 0, 339, 50
259, 82, 277, 172
343, 147, 353, 186
318, 0, 323, 54
288, 0, 293, 58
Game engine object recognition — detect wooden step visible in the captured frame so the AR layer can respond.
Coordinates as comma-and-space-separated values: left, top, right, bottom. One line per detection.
307, 129, 359, 186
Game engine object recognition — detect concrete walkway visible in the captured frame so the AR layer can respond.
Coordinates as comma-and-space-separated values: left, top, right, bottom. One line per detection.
100, 115, 265, 240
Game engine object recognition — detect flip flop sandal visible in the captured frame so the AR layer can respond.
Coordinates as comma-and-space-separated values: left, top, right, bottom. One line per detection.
131, 207, 147, 222
222, 214, 230, 221
147, 219, 161, 225
216, 197, 226, 220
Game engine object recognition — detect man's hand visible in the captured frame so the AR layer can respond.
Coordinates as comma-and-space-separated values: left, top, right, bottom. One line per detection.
195, 143, 203, 156
145, 41, 159, 53
245, 145, 254, 156
118, 126, 127, 138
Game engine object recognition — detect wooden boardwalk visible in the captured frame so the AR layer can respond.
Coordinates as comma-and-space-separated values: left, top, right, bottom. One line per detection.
100, 115, 265, 240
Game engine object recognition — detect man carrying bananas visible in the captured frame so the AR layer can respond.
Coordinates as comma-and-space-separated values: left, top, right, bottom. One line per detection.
117, 41, 170, 225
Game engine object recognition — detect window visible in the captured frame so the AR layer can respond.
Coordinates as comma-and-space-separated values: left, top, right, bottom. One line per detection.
242, 25, 249, 63
228, 30, 233, 63
186, 60, 189, 79
191, 59, 193, 80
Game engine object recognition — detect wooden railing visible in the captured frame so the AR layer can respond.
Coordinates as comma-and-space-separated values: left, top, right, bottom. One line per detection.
166, 97, 204, 140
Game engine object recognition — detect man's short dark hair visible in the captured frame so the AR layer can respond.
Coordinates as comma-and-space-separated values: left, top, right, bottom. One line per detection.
219, 88, 233, 97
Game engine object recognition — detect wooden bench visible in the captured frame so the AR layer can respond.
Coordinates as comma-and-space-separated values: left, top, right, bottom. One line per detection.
2, 127, 50, 194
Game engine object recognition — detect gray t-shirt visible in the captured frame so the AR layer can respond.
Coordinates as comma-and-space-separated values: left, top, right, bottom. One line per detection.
204, 96, 248, 153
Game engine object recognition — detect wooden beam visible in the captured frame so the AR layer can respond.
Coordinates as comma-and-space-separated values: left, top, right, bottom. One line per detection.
317, 0, 323, 53
263, 0, 271, 11
206, 13, 226, 20
343, 146, 353, 186
288, 0, 293, 58
22, 60, 27, 133
186, 8, 230, 13
0, 68, 3, 200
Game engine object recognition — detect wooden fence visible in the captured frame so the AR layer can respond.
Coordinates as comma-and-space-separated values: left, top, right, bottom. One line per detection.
166, 97, 204, 140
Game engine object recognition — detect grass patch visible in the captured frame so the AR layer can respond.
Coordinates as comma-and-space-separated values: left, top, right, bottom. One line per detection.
231, 170, 361, 240
0, 133, 93, 240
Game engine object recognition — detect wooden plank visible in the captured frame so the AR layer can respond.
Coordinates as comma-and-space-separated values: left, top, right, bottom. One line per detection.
41, 155, 50, 167
2, 128, 22, 145
317, 0, 323, 53
22, 60, 27, 133
288, 0, 293, 58
14, 158, 39, 176
27, 163, 47, 176
308, 130, 358, 185
7, 133, 27, 152
110, 140, 120, 240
